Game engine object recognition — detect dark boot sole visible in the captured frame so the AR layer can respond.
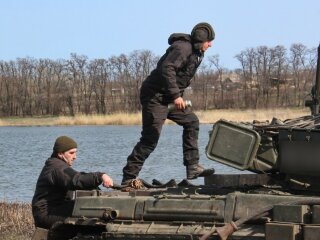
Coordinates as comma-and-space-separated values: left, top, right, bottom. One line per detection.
187, 168, 215, 180
198, 168, 215, 177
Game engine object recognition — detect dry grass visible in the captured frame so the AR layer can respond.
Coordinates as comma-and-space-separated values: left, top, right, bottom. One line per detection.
0, 108, 310, 126
196, 107, 310, 124
0, 201, 34, 240
56, 112, 142, 125
0, 112, 142, 126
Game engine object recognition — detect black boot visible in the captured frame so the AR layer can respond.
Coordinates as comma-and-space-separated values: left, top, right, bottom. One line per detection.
186, 163, 215, 180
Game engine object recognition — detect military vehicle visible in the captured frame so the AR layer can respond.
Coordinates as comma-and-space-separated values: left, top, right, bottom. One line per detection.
32, 44, 320, 240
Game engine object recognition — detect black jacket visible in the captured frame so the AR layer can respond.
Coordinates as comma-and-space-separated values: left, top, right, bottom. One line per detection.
32, 157, 103, 211
141, 33, 203, 103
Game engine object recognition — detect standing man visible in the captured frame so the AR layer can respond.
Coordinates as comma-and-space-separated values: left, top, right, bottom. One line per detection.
122, 22, 215, 185
32, 135, 113, 229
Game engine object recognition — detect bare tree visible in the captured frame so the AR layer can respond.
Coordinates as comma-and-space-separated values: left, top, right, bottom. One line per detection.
208, 55, 226, 108
68, 53, 91, 114
272, 45, 288, 105
127, 50, 157, 111
0, 44, 317, 117
235, 48, 255, 108
191, 63, 218, 110
290, 43, 308, 106
88, 58, 112, 114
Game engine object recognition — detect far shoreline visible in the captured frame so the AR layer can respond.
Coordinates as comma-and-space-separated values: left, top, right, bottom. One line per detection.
0, 108, 310, 127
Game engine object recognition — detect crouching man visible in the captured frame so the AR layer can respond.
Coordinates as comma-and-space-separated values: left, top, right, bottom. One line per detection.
32, 135, 113, 229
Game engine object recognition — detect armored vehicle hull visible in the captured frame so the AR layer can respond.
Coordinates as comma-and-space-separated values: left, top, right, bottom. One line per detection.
33, 178, 320, 240
32, 114, 320, 240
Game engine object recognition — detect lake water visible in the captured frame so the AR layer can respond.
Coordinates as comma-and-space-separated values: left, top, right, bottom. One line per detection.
0, 124, 241, 202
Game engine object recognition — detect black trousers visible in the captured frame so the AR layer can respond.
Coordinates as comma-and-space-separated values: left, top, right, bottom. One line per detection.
32, 201, 74, 229
122, 94, 199, 181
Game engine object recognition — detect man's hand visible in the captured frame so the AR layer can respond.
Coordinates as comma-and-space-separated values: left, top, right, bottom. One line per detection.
174, 97, 185, 110
102, 173, 113, 188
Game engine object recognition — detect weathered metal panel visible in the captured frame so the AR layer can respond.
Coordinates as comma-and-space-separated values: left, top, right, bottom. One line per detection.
102, 232, 194, 239
303, 225, 320, 240
265, 223, 301, 240
204, 173, 273, 187
224, 192, 236, 222
273, 205, 311, 223
206, 120, 261, 170
279, 129, 320, 176
312, 205, 320, 223
72, 195, 141, 220
233, 193, 316, 221
143, 197, 225, 222
103, 222, 265, 239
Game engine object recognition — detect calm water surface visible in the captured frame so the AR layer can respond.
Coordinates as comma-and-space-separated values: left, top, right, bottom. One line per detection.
0, 124, 240, 202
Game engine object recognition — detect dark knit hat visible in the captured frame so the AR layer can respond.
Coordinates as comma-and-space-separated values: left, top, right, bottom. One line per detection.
53, 136, 77, 153
191, 22, 215, 43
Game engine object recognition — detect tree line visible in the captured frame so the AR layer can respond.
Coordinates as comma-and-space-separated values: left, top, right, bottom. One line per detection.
0, 43, 317, 117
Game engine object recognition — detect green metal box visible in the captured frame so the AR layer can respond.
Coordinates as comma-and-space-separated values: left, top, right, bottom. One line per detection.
311, 205, 320, 223
273, 205, 311, 223
303, 225, 320, 240
279, 128, 320, 176
206, 120, 261, 170
265, 223, 301, 240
